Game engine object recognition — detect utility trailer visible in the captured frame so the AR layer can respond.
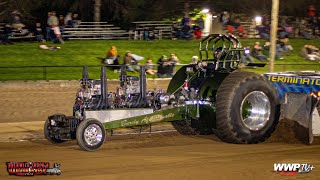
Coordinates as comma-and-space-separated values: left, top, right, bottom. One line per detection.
44, 34, 320, 151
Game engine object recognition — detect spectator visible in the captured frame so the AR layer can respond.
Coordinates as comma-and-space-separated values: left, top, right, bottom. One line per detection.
280, 18, 294, 38
220, 11, 230, 26
300, 45, 320, 61
241, 46, 254, 65
145, 58, 157, 75
178, 21, 192, 39
181, 15, 190, 26
276, 39, 287, 55
173, 22, 181, 40
308, 4, 316, 33
308, 5, 316, 18
191, 56, 199, 64
252, 42, 267, 61
47, 11, 58, 31
11, 10, 25, 30
278, 19, 289, 39
1, 24, 13, 44
143, 28, 150, 40
170, 53, 180, 64
72, 13, 80, 27
50, 11, 64, 44
105, 46, 120, 67
263, 41, 284, 60
196, 17, 204, 30
299, 19, 314, 40
106, 46, 118, 60
33, 22, 45, 42
46, 11, 54, 41
257, 20, 270, 40
226, 17, 246, 38
309, 12, 318, 36
157, 55, 168, 78
143, 28, 156, 41
278, 37, 293, 54
64, 12, 73, 28
148, 30, 156, 41
123, 51, 137, 72
59, 15, 65, 34
193, 23, 202, 39
167, 54, 179, 77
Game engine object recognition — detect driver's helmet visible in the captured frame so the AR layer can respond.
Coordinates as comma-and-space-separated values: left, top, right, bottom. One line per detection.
213, 47, 225, 60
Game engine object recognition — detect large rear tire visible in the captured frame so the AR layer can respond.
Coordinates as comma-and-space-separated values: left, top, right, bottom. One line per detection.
215, 71, 280, 144
76, 118, 106, 151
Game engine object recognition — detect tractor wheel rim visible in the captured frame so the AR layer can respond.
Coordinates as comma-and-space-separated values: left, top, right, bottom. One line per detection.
84, 124, 103, 146
240, 91, 271, 131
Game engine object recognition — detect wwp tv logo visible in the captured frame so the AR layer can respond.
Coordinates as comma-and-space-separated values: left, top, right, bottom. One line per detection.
273, 163, 315, 176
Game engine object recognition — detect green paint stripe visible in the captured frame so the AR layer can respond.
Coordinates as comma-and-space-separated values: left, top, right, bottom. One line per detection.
103, 104, 214, 130
103, 107, 187, 129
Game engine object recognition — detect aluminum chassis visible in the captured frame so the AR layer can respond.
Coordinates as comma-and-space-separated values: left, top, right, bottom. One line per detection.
83, 66, 213, 131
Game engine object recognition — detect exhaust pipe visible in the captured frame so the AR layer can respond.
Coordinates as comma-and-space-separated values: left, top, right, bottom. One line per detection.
94, 66, 108, 110
120, 65, 127, 87
81, 66, 89, 87
82, 66, 89, 80
139, 66, 147, 107
99, 66, 108, 109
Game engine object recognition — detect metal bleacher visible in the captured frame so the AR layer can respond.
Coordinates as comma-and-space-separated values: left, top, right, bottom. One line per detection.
240, 21, 259, 38
63, 21, 132, 40
132, 21, 174, 40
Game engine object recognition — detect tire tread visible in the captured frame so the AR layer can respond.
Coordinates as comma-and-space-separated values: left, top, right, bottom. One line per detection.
215, 71, 279, 144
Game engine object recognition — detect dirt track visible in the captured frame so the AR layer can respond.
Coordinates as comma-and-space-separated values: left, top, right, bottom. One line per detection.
0, 80, 170, 122
0, 133, 320, 179
0, 82, 320, 179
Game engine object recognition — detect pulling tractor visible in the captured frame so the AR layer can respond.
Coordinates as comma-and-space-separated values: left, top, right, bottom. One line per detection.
44, 34, 320, 151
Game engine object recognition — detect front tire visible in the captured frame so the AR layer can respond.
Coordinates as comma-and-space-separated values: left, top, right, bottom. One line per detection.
76, 118, 106, 151
215, 71, 280, 144
44, 117, 66, 144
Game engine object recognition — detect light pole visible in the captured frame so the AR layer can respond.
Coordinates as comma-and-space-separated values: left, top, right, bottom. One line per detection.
269, 0, 279, 72
202, 8, 212, 36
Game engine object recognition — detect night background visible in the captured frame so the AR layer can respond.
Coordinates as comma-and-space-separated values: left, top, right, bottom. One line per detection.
0, 1, 320, 179
0, 0, 319, 28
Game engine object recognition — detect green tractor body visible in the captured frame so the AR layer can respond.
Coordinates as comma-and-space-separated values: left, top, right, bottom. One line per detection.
44, 34, 319, 151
